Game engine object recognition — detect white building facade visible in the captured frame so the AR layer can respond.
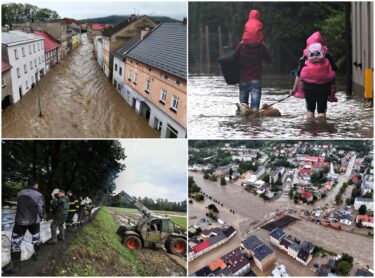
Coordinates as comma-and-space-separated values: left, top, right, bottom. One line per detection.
2, 31, 45, 103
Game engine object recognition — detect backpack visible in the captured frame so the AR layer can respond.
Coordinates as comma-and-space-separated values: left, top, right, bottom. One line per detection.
307, 43, 325, 63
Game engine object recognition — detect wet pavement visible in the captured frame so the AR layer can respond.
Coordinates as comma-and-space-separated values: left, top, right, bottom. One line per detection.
2, 34, 158, 138
188, 75, 374, 139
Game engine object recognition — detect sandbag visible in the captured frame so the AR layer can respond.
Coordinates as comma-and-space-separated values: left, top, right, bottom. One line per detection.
218, 48, 240, 85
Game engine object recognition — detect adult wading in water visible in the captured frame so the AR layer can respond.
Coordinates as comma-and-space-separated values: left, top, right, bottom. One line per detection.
236, 10, 272, 113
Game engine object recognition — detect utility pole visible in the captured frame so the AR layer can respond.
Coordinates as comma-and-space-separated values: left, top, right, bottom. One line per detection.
36, 70, 43, 118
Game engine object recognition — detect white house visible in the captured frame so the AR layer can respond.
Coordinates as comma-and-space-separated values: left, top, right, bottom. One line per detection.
2, 31, 45, 103
354, 197, 373, 211
112, 34, 141, 98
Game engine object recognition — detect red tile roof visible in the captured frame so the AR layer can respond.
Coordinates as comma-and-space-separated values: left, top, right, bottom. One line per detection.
92, 24, 112, 31
2, 59, 12, 72
33, 31, 60, 53
192, 240, 210, 254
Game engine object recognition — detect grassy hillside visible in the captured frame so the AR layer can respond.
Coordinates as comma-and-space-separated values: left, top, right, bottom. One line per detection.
55, 207, 148, 276
112, 207, 187, 229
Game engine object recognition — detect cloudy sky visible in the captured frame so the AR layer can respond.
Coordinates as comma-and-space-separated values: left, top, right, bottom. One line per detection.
6, 0, 187, 20
114, 140, 187, 202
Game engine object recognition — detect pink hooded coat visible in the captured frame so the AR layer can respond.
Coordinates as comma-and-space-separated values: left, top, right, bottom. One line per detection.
242, 10, 264, 45
300, 32, 336, 85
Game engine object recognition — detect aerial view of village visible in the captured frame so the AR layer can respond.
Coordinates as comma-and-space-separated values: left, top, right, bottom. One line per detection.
188, 140, 374, 277
1, 1, 187, 138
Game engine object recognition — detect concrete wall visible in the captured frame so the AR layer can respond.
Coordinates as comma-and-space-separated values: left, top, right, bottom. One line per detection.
352, 2, 373, 97
125, 58, 187, 130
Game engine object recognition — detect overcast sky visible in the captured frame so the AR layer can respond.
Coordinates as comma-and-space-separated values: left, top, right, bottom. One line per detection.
5, 0, 187, 20
114, 140, 187, 202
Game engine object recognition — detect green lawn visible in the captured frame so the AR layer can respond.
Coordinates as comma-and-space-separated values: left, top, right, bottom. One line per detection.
55, 207, 149, 276
112, 207, 187, 229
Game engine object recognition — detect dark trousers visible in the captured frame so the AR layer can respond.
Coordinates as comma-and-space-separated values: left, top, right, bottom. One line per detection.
303, 83, 330, 113
11, 223, 41, 260
50, 219, 66, 241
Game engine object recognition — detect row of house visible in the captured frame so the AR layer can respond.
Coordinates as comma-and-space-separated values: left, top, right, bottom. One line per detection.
269, 227, 315, 266
192, 247, 251, 276
90, 16, 187, 138
241, 235, 276, 272
188, 226, 236, 262
2, 20, 81, 109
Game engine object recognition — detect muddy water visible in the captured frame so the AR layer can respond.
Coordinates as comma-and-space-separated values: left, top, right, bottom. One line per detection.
2, 34, 158, 138
188, 75, 374, 139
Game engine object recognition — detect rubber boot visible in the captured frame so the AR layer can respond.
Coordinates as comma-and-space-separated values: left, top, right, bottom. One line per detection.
32, 245, 40, 261
7, 251, 21, 273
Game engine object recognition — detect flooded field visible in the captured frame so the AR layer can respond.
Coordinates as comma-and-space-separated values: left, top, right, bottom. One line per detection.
188, 75, 373, 139
2, 34, 158, 138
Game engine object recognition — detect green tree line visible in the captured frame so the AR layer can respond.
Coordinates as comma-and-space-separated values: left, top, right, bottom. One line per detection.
112, 196, 187, 212
2, 3, 60, 26
2, 140, 126, 202
189, 2, 347, 74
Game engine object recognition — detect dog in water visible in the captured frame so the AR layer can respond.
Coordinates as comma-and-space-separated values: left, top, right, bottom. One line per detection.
236, 103, 281, 117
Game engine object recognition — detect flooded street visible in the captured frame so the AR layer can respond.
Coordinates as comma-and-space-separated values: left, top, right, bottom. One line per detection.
2, 34, 158, 138
188, 75, 373, 139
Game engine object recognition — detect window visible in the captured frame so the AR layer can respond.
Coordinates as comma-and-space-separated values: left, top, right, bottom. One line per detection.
22, 47, 25, 57
14, 49, 18, 59
34, 59, 37, 67
119, 67, 122, 75
114, 63, 118, 72
175, 79, 181, 86
24, 64, 27, 74
133, 73, 137, 84
160, 89, 167, 104
29, 45, 31, 54
117, 83, 121, 91
145, 79, 151, 93
128, 70, 133, 81
2, 76, 6, 88
166, 124, 178, 138
38, 43, 40, 51
33, 44, 36, 53
30, 61, 33, 69
39, 57, 41, 64
26, 80, 29, 89
17, 68, 20, 78
170, 95, 179, 112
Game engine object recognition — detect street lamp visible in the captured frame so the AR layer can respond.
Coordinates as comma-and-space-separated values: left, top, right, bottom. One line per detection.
35, 69, 43, 118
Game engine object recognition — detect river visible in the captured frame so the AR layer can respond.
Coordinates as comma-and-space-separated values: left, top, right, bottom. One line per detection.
188, 75, 373, 139
2, 34, 158, 138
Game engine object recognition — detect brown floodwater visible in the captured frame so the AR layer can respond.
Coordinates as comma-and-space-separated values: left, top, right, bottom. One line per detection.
2, 34, 159, 138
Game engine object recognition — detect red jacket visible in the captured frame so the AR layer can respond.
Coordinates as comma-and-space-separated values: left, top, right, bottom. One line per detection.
242, 10, 264, 45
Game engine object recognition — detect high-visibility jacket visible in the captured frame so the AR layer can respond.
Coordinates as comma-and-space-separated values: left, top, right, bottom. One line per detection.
68, 195, 79, 213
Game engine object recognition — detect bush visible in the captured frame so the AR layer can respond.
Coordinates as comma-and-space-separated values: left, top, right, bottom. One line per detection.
203, 172, 209, 179
337, 261, 351, 276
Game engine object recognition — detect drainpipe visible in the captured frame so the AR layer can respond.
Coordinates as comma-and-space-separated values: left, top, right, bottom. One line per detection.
345, 3, 352, 96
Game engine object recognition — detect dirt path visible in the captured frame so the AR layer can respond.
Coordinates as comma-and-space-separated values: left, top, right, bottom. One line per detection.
107, 207, 187, 275
3, 225, 81, 276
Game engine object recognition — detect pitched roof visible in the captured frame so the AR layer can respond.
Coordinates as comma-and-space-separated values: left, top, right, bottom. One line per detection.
102, 16, 143, 38
92, 24, 108, 31
2, 31, 42, 45
222, 247, 250, 274
242, 235, 263, 251
207, 232, 227, 245
222, 226, 236, 238
242, 235, 274, 261
269, 227, 286, 241
126, 22, 187, 80
192, 239, 210, 254
253, 243, 274, 261
355, 268, 373, 276
2, 59, 12, 72
33, 31, 60, 52
113, 33, 142, 59
208, 258, 226, 271
297, 249, 310, 262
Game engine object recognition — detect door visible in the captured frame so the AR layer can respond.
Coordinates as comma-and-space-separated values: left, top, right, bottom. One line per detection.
19, 87, 23, 99
145, 219, 162, 243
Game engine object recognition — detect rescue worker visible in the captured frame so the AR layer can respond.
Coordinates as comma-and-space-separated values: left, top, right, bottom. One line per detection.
77, 196, 86, 225
66, 190, 79, 231
10, 178, 46, 269
47, 189, 69, 244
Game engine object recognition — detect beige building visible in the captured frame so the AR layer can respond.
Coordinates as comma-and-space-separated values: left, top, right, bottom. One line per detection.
101, 16, 155, 78
123, 22, 187, 138
242, 235, 276, 272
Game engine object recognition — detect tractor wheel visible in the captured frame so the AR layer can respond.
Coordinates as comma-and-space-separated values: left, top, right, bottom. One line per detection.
123, 235, 142, 250
168, 238, 186, 256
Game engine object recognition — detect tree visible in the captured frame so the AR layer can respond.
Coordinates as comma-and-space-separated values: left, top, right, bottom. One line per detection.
203, 172, 209, 179
261, 173, 270, 183
335, 194, 342, 205
194, 193, 204, 202
358, 204, 367, 215
208, 203, 219, 213
337, 261, 351, 276
220, 176, 226, 186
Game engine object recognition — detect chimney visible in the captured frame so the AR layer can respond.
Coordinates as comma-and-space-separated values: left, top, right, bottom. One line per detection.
141, 27, 150, 39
